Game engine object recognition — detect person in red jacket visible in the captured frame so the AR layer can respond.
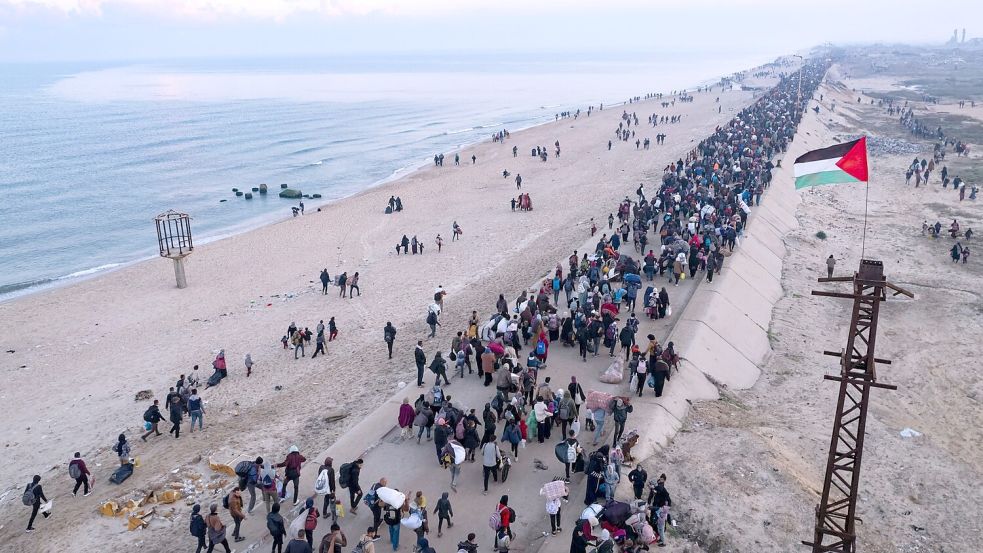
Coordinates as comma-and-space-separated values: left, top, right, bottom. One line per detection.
277, 446, 307, 506
496, 495, 513, 541
69, 452, 91, 497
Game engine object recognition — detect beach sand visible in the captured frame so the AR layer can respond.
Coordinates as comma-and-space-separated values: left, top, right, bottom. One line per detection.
0, 66, 776, 550
652, 67, 983, 552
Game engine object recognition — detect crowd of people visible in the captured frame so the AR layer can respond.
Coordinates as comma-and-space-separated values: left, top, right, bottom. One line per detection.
23, 59, 829, 553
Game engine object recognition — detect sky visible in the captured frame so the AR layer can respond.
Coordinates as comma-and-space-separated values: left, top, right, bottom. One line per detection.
0, 0, 980, 63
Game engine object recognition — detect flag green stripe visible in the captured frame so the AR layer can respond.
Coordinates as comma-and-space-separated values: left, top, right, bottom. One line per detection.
794, 169, 862, 189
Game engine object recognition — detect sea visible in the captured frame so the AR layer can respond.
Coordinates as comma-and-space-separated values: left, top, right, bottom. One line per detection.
0, 53, 774, 299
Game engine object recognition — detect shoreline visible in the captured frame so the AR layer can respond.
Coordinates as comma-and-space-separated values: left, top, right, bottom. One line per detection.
0, 57, 772, 304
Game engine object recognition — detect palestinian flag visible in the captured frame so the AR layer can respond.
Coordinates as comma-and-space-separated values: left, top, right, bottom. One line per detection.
793, 136, 869, 189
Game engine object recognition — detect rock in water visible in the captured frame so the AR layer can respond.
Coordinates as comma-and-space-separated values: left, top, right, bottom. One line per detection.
259, 184, 268, 194
279, 188, 303, 199
244, 193, 253, 199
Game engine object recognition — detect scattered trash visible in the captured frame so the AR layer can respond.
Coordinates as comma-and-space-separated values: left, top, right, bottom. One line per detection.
134, 390, 153, 401
899, 427, 922, 438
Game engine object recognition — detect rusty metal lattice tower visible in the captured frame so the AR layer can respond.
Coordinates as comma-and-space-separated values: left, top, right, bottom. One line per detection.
802, 259, 913, 553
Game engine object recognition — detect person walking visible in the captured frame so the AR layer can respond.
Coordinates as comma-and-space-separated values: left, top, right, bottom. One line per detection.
312, 330, 326, 358
168, 394, 184, 439
245, 353, 254, 377
114, 433, 132, 465
315, 457, 338, 522
188, 389, 205, 432
610, 398, 633, 446
415, 341, 427, 388
286, 529, 313, 553
24, 475, 49, 533
349, 272, 361, 297
433, 491, 454, 537
319, 524, 346, 553
69, 452, 91, 497
190, 504, 208, 553
141, 399, 164, 441
430, 351, 450, 386
293, 329, 306, 359
384, 322, 397, 359
345, 459, 365, 514
337, 272, 348, 298
302, 497, 320, 547
328, 317, 338, 341
826, 254, 836, 278
229, 487, 246, 543
277, 446, 307, 506
205, 503, 232, 553
267, 503, 287, 553
320, 269, 331, 295
481, 435, 501, 495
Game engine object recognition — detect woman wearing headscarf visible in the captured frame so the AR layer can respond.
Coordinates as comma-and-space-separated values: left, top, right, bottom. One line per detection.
584, 445, 610, 505
398, 398, 416, 439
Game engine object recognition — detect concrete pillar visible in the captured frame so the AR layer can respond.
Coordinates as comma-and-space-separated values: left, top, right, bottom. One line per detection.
173, 257, 188, 289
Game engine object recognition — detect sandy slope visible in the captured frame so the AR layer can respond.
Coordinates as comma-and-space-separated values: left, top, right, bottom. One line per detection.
0, 68, 776, 550
654, 70, 983, 552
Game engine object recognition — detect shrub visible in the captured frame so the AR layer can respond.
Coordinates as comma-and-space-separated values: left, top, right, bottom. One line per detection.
815, 231, 828, 240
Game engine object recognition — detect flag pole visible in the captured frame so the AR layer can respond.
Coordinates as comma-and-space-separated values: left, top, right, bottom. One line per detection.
860, 138, 870, 259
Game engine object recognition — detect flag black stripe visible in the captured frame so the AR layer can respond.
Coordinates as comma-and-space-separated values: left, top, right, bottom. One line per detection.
793, 138, 860, 164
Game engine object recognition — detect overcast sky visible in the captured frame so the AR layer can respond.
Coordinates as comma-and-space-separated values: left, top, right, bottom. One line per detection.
0, 0, 979, 63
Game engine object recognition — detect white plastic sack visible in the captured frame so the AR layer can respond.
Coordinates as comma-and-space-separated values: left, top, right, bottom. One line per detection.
289, 514, 306, 537
376, 487, 406, 509
400, 512, 423, 529
451, 442, 466, 465
581, 503, 603, 521
599, 359, 624, 384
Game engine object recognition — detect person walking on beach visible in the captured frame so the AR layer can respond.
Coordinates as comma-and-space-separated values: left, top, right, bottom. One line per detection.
24, 475, 49, 533
320, 269, 331, 294
515, 174, 522, 189
69, 451, 91, 497
168, 394, 183, 438
430, 351, 450, 386
826, 255, 836, 278
337, 272, 348, 297
471, 154, 477, 164
436, 234, 443, 252
229, 487, 246, 543
384, 322, 397, 359
188, 389, 205, 432
313, 330, 326, 358
142, 399, 163, 441
349, 272, 360, 297
415, 341, 427, 387
190, 504, 207, 553
328, 317, 338, 341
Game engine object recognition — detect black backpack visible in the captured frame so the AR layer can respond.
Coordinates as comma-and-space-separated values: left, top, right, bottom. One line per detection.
143, 407, 155, 423
338, 463, 352, 489
234, 460, 253, 478
190, 514, 206, 537
427, 312, 437, 325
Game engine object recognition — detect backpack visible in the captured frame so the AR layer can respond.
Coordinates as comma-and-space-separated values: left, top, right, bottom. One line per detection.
352, 540, 369, 553
362, 489, 378, 509
69, 461, 82, 480
314, 469, 330, 495
222, 493, 230, 509
234, 460, 253, 478
190, 514, 207, 538
266, 516, 281, 537
559, 401, 571, 420
22, 483, 36, 506
338, 463, 352, 489
427, 312, 437, 325
143, 407, 155, 423
535, 340, 546, 356
261, 470, 275, 490
305, 508, 319, 531
488, 506, 504, 530
606, 324, 617, 340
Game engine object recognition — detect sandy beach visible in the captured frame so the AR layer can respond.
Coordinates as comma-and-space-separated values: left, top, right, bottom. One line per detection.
0, 60, 778, 550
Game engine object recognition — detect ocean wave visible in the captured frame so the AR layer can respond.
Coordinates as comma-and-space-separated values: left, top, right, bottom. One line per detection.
60, 263, 124, 280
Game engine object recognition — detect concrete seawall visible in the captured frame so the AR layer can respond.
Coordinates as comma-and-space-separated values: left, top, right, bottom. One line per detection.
627, 111, 837, 466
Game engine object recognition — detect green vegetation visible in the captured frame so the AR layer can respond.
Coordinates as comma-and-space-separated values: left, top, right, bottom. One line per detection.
815, 230, 828, 240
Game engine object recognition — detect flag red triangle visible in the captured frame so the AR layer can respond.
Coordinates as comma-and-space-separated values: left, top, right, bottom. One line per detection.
835, 136, 869, 182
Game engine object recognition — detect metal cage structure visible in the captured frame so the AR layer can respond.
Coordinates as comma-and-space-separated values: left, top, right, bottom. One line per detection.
154, 210, 194, 288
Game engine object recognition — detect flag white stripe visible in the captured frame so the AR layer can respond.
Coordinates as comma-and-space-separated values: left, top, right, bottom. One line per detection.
793, 157, 841, 177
